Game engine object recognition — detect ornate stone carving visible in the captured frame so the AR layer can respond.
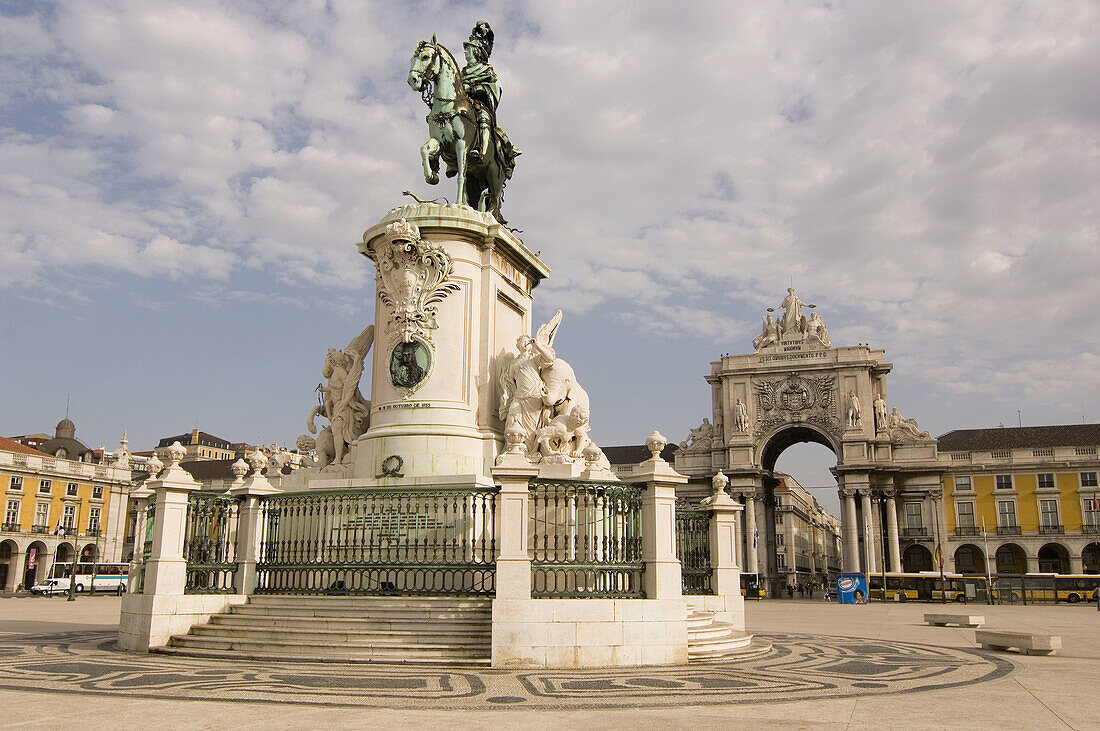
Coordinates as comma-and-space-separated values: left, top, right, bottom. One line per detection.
646, 431, 668, 460
753, 287, 831, 351
753, 373, 840, 435
374, 219, 460, 348
733, 399, 750, 434
873, 393, 888, 433
679, 418, 717, 453
846, 391, 862, 428
498, 310, 594, 463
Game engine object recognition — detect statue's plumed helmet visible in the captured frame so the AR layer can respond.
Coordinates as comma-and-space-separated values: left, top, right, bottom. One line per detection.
463, 20, 494, 59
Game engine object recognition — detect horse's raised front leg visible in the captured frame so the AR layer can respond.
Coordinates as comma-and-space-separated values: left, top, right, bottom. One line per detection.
421, 138, 441, 185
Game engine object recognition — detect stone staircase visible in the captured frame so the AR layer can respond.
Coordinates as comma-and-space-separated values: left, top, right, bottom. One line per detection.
157, 595, 492, 665
687, 610, 771, 662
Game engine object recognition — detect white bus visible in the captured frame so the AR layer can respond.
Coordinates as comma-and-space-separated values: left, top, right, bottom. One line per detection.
39, 562, 128, 594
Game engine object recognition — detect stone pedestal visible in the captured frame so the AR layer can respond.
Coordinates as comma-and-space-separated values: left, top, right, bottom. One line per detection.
352, 203, 550, 486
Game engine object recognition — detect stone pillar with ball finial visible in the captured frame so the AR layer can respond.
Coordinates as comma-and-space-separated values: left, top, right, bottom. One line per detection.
230, 453, 280, 595
633, 431, 688, 601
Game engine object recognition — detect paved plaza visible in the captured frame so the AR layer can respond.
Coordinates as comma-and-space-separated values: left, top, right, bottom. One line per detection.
0, 597, 1096, 729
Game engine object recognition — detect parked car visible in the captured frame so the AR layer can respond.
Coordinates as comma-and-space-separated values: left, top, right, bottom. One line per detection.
30, 578, 71, 595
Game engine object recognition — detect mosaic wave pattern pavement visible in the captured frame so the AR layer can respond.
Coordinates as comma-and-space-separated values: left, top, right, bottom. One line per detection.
0, 630, 1014, 710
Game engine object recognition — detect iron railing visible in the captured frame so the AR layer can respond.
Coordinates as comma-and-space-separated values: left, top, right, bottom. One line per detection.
955, 526, 979, 537
529, 479, 645, 598
183, 492, 240, 594
256, 487, 497, 596
675, 499, 712, 595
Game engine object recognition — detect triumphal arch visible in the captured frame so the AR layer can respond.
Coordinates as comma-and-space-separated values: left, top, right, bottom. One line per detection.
675, 290, 944, 592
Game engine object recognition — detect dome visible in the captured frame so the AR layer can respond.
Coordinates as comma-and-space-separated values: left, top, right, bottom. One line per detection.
55, 418, 76, 439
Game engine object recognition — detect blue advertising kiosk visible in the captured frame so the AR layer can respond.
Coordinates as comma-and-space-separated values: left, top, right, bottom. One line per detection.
837, 572, 868, 604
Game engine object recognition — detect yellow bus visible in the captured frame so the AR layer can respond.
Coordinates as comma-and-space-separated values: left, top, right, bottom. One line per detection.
994, 574, 1100, 604
867, 572, 990, 603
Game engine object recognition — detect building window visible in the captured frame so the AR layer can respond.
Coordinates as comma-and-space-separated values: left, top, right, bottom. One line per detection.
997, 500, 1017, 527
1084, 499, 1100, 527
995, 475, 1013, 490
956, 502, 975, 527
4, 499, 19, 527
34, 502, 49, 528
62, 504, 76, 531
1082, 472, 1099, 487
92, 486, 103, 499
955, 475, 972, 492
38, 480, 52, 495
776, 534, 784, 546
775, 514, 783, 525
88, 507, 101, 534
66, 482, 78, 496
776, 552, 786, 568
905, 502, 923, 529
1037, 473, 1055, 490
9, 476, 22, 492
1039, 499, 1059, 527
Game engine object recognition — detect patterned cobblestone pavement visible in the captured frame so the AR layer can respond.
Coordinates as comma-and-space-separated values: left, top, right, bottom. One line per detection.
0, 630, 1013, 710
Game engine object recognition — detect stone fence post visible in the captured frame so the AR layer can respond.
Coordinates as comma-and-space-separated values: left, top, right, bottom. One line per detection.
633, 431, 686, 600
701, 472, 744, 596
143, 442, 201, 596
491, 450, 539, 600
229, 453, 278, 595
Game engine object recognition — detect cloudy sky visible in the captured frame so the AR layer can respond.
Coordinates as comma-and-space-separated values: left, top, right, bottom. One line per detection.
1, 1, 1097, 512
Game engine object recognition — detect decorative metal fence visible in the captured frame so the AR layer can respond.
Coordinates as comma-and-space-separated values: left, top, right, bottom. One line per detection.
183, 492, 241, 594
675, 499, 712, 595
529, 479, 645, 598
255, 487, 498, 596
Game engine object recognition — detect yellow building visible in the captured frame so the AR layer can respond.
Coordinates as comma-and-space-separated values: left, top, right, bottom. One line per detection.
0, 435, 133, 591
155, 428, 236, 461
938, 425, 1100, 576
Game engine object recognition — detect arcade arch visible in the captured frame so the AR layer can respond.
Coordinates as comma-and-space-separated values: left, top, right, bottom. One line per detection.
23, 540, 48, 589
903, 544, 933, 572
953, 543, 986, 575
80, 543, 99, 563
1084, 542, 1100, 574
995, 543, 1028, 575
0, 540, 15, 592
1038, 543, 1070, 574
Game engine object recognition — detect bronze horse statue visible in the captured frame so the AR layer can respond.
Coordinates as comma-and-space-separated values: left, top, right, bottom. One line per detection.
407, 36, 517, 223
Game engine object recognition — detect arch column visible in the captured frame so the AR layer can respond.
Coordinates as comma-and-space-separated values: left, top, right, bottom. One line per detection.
861, 491, 877, 574
743, 491, 759, 575
839, 487, 860, 572
883, 488, 902, 573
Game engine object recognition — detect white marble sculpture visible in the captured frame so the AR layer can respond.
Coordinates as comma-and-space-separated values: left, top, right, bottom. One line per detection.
806, 311, 831, 347
847, 391, 862, 428
752, 314, 781, 351
768, 287, 815, 336
497, 310, 593, 462
888, 407, 931, 441
734, 399, 750, 433
873, 394, 888, 433
306, 325, 374, 468
680, 418, 717, 452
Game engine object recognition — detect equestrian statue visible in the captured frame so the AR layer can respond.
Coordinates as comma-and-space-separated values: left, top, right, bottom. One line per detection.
407, 21, 520, 223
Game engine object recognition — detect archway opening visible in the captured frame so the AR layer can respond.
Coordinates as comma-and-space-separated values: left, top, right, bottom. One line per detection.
0, 540, 15, 591
953, 543, 986, 575
80, 543, 98, 563
23, 541, 47, 589
1084, 542, 1100, 574
55, 542, 74, 565
903, 543, 933, 572
995, 543, 1027, 574
1038, 543, 1069, 573
759, 427, 840, 594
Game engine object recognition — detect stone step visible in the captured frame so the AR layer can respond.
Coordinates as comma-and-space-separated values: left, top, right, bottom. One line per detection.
168, 633, 490, 653
687, 621, 739, 641
158, 642, 491, 665
686, 612, 716, 629
210, 614, 490, 633
190, 625, 490, 644
689, 637, 772, 662
247, 595, 492, 610
230, 604, 491, 620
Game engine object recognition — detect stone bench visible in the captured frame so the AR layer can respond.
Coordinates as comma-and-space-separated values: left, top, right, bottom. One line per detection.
924, 613, 985, 628
975, 629, 1061, 656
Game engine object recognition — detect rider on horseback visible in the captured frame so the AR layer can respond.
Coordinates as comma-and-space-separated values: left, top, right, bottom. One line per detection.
462, 21, 518, 171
